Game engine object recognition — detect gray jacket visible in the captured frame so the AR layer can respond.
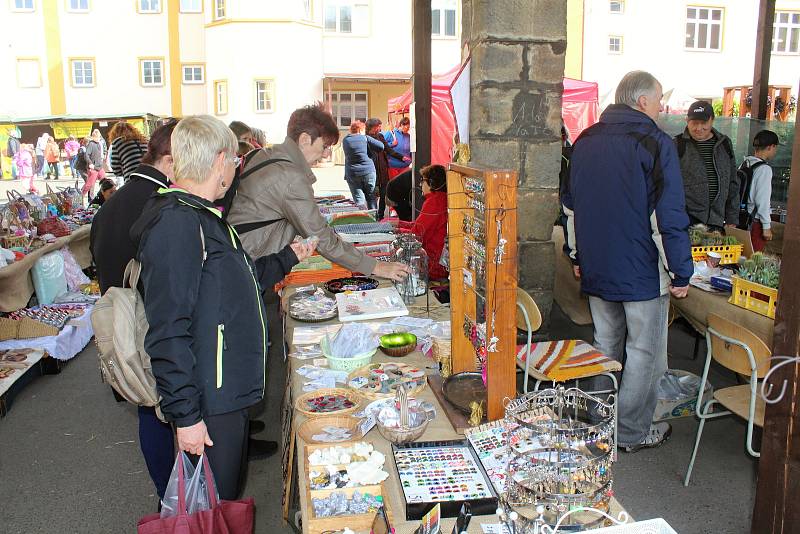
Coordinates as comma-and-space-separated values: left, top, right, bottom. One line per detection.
85, 140, 104, 168
676, 128, 739, 228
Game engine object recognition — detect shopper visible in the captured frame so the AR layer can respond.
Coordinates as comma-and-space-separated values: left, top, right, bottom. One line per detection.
35, 133, 49, 178
131, 115, 313, 500
91, 128, 107, 159
740, 130, 779, 252
6, 128, 20, 179
108, 122, 148, 183
229, 120, 259, 148
44, 136, 60, 180
14, 144, 35, 193
675, 101, 739, 231
90, 120, 179, 501
226, 103, 410, 282
82, 130, 106, 199
563, 70, 692, 453
385, 168, 414, 221
366, 118, 408, 220
383, 117, 412, 179
89, 179, 116, 207
342, 120, 383, 210
396, 164, 449, 280
64, 135, 80, 180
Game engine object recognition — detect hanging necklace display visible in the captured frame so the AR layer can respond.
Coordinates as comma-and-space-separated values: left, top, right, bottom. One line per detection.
392, 234, 429, 304
499, 386, 617, 532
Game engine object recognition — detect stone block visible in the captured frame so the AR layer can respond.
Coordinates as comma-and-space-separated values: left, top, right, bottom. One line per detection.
517, 240, 555, 290
528, 42, 567, 85
517, 188, 560, 241
471, 42, 525, 84
527, 289, 554, 334
470, 86, 515, 137
469, 137, 520, 171
522, 141, 561, 188
471, 0, 567, 41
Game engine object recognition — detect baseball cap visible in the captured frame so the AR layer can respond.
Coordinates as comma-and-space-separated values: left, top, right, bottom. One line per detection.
753, 130, 780, 148
687, 101, 714, 121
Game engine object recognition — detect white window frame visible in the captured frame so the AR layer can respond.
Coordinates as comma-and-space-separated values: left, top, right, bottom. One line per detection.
182, 64, 204, 84
608, 35, 623, 54
67, 0, 89, 12
140, 59, 164, 87
214, 0, 226, 20
254, 79, 276, 113
773, 11, 800, 54
685, 6, 723, 51
330, 91, 368, 129
609, 0, 623, 14
303, 0, 312, 20
432, 0, 457, 38
324, 0, 353, 33
71, 59, 95, 87
16, 58, 42, 88
138, 0, 160, 13
214, 80, 228, 115
11, 0, 35, 11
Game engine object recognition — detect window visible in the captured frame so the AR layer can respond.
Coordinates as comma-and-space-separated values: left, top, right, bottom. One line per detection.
432, 0, 457, 37
773, 11, 800, 54
182, 64, 204, 84
331, 91, 368, 129
214, 80, 228, 115
324, 1, 352, 33
71, 59, 95, 87
608, 35, 622, 53
303, 0, 312, 20
16, 58, 41, 88
609, 1, 623, 14
11, 0, 34, 11
180, 0, 201, 13
214, 0, 225, 20
67, 0, 89, 12
255, 80, 275, 112
140, 59, 164, 86
685, 7, 723, 51
138, 0, 160, 13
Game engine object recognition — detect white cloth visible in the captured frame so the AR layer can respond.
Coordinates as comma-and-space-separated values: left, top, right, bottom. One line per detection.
743, 155, 773, 229
0, 306, 94, 361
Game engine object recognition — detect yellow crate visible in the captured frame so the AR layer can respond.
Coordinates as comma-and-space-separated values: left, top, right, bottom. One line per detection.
691, 244, 743, 265
729, 275, 778, 319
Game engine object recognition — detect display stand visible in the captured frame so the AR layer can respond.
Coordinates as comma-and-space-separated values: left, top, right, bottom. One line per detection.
447, 164, 518, 421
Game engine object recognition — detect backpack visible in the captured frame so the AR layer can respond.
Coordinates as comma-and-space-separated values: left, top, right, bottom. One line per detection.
736, 159, 767, 230
675, 134, 734, 160
75, 147, 88, 173
91, 226, 206, 410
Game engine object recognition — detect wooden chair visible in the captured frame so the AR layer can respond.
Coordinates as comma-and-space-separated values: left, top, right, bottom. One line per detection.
684, 313, 772, 486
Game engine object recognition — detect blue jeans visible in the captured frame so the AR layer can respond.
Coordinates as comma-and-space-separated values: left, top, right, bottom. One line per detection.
69, 155, 78, 180
588, 294, 669, 447
347, 172, 377, 210
138, 406, 175, 499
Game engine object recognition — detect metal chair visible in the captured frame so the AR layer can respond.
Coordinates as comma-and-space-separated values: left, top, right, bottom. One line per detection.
683, 312, 771, 486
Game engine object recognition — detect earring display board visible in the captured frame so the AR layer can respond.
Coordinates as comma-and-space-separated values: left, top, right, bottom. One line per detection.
446, 164, 518, 421
392, 439, 498, 520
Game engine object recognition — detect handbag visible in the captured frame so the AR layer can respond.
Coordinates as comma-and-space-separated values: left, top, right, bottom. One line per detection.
137, 454, 255, 534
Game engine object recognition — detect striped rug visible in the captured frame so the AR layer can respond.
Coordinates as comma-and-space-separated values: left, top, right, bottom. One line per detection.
516, 339, 621, 382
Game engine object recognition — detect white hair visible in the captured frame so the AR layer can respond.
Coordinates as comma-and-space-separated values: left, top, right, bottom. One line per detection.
615, 71, 660, 108
171, 115, 237, 183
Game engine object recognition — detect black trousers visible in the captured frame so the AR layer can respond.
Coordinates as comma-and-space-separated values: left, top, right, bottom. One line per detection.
193, 409, 249, 501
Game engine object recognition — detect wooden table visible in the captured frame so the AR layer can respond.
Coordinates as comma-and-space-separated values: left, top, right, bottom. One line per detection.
282, 286, 627, 533
0, 224, 92, 312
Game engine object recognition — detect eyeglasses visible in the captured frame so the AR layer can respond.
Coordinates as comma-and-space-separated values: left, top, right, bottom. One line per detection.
231, 155, 242, 167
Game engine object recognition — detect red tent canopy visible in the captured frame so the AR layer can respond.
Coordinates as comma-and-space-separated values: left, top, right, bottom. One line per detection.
388, 69, 600, 164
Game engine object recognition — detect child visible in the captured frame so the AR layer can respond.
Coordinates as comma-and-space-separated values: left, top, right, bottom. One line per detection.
15, 144, 36, 194
741, 130, 779, 251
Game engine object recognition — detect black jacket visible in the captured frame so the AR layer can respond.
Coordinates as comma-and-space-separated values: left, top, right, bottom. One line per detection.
91, 165, 171, 293
130, 189, 283, 426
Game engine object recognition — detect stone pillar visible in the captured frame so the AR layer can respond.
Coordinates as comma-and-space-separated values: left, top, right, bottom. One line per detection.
462, 0, 567, 328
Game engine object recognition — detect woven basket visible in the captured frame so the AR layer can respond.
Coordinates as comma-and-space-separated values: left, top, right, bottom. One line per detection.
294, 388, 362, 418
346, 363, 428, 401
1, 234, 30, 250
431, 337, 452, 378
0, 317, 59, 341
297, 415, 363, 444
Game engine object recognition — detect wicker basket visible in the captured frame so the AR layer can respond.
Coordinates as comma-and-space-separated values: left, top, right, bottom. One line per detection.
297, 415, 363, 444
0, 317, 59, 341
1, 233, 30, 250
294, 388, 362, 418
431, 337, 452, 378
346, 363, 428, 401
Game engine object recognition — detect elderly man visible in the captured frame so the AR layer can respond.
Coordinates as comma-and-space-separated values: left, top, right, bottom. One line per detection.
562, 71, 693, 453
675, 101, 739, 231
227, 104, 409, 282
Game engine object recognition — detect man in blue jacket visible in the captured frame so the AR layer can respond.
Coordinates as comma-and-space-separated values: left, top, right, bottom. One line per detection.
563, 71, 693, 452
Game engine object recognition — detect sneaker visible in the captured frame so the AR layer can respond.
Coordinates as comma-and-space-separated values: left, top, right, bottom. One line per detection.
247, 439, 279, 460
621, 422, 672, 453
249, 420, 266, 435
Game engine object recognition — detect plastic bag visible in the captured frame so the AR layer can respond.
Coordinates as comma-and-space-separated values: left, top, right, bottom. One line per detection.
160, 452, 220, 519
60, 248, 90, 290
657, 370, 703, 401
328, 323, 378, 358
31, 251, 67, 305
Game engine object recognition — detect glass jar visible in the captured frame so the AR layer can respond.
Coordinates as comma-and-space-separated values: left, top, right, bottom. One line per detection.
392, 235, 429, 304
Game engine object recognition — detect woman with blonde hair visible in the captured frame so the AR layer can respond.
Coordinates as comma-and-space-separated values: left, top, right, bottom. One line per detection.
108, 121, 148, 183
131, 115, 314, 499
